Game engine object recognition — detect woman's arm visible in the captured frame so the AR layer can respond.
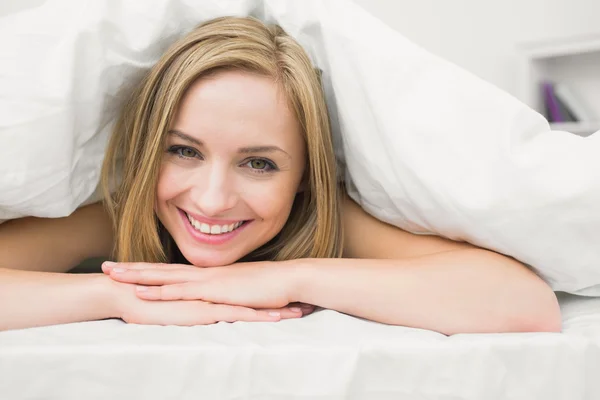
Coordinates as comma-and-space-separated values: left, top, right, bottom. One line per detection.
0, 269, 115, 331
0, 202, 113, 273
0, 203, 115, 330
290, 252, 560, 334
289, 195, 561, 334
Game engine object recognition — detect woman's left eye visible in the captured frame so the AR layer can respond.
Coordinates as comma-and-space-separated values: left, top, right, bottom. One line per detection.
168, 145, 200, 159
243, 158, 277, 173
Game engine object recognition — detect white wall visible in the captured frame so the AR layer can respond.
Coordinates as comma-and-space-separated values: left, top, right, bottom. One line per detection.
353, 0, 600, 99
0, 0, 44, 16
3, 0, 599, 101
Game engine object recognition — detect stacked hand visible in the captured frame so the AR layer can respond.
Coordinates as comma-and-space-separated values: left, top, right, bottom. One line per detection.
102, 261, 314, 326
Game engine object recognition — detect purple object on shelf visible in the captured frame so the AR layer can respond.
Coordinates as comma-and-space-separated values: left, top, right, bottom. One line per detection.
542, 81, 564, 123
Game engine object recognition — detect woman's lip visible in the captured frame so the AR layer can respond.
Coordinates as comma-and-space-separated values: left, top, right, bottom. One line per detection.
178, 208, 246, 225
178, 208, 250, 245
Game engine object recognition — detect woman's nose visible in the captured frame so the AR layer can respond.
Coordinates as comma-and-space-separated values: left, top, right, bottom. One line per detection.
190, 165, 238, 217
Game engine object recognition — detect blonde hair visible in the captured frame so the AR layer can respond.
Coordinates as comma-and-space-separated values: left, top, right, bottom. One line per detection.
101, 16, 343, 263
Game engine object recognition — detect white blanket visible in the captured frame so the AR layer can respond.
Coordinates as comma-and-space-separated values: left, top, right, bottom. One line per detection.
1, 292, 599, 400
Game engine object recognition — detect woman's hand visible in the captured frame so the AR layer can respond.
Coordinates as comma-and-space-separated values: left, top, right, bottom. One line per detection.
104, 272, 313, 326
102, 261, 306, 311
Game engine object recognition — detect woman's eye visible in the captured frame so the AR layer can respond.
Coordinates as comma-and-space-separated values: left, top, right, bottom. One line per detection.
168, 145, 199, 159
250, 159, 266, 169
180, 147, 197, 158
244, 158, 277, 173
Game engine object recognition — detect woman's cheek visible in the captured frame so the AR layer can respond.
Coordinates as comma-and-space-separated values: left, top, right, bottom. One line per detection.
156, 162, 190, 199
245, 178, 297, 218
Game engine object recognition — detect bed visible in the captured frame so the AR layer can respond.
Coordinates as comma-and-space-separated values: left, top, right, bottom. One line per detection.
1, 291, 598, 399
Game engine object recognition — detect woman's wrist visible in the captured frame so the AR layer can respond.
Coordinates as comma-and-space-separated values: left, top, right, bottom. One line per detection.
281, 258, 314, 304
90, 273, 121, 320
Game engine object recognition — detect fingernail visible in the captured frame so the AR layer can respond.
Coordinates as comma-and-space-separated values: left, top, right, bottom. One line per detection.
289, 307, 302, 313
135, 286, 148, 292
112, 267, 127, 273
268, 312, 281, 317
103, 261, 116, 268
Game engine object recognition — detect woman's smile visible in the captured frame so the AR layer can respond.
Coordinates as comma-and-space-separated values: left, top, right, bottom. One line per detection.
177, 207, 252, 246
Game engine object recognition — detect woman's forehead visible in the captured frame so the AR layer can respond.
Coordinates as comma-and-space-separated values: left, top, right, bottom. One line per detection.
171, 70, 303, 149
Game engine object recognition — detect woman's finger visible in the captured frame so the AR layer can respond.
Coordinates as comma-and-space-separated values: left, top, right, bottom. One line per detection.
299, 304, 316, 316
209, 303, 283, 323
260, 307, 304, 320
287, 302, 316, 316
123, 300, 283, 326
123, 301, 316, 326
102, 261, 170, 270
109, 267, 201, 286
135, 282, 203, 300
102, 261, 182, 276
135, 285, 316, 318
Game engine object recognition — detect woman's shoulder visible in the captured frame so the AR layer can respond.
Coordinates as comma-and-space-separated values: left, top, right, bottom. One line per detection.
340, 193, 475, 259
0, 202, 113, 272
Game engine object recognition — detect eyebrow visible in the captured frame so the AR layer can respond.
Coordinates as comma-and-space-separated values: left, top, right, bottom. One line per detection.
168, 130, 202, 146
168, 129, 292, 159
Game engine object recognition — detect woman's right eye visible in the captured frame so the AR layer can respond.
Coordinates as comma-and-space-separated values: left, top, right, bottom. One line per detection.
168, 145, 200, 159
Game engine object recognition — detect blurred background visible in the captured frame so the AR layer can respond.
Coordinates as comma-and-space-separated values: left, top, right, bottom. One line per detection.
355, 0, 598, 94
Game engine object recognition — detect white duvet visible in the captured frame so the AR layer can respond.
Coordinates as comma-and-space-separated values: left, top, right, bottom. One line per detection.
0, 292, 598, 399
1, 0, 600, 295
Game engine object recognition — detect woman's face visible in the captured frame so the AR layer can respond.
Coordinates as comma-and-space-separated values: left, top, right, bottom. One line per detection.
155, 70, 306, 267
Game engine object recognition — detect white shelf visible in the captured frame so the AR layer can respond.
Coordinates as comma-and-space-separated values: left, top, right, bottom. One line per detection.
517, 33, 600, 130
549, 122, 600, 137
519, 33, 600, 59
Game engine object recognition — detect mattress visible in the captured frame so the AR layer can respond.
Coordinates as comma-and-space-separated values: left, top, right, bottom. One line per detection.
1, 291, 599, 400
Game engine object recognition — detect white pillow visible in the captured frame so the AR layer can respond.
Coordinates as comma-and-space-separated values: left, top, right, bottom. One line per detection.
1, 0, 599, 295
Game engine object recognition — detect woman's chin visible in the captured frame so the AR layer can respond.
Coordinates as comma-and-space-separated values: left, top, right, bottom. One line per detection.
180, 249, 240, 267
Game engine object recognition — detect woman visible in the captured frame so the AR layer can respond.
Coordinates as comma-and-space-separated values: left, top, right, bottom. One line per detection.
0, 17, 561, 334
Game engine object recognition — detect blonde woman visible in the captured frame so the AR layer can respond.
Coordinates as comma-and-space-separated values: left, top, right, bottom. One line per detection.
0, 17, 561, 334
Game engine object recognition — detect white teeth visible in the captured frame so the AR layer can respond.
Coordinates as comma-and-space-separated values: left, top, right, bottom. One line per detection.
186, 213, 244, 235
200, 223, 210, 234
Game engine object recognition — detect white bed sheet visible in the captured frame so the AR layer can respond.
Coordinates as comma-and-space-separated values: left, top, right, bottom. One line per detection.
0, 291, 599, 400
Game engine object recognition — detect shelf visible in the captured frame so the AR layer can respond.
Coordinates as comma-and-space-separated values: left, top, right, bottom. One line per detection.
519, 33, 600, 59
549, 122, 600, 137
517, 33, 600, 124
